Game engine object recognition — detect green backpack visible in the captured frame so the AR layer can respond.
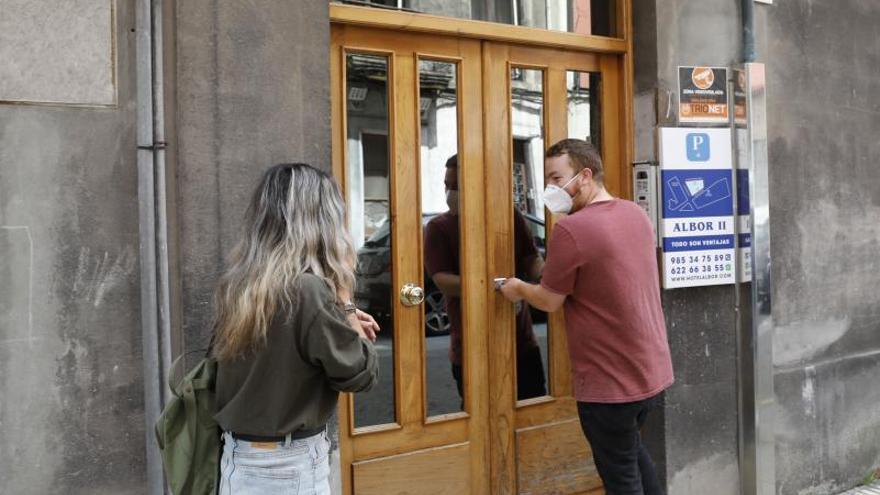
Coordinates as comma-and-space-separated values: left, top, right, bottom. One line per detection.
155, 354, 221, 495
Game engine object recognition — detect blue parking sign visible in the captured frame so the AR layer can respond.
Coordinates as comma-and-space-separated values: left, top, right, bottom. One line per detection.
686, 133, 710, 161
660, 127, 734, 289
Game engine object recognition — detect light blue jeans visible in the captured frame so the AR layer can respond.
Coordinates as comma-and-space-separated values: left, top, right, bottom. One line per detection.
218, 430, 331, 495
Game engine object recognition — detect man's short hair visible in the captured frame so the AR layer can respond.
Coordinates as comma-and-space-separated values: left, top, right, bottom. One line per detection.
445, 154, 458, 169
545, 139, 603, 184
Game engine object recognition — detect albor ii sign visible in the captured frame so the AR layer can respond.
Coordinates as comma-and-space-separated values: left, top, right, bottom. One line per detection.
659, 127, 735, 288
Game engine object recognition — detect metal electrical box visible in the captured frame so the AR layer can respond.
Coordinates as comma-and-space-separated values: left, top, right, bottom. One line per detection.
633, 161, 660, 246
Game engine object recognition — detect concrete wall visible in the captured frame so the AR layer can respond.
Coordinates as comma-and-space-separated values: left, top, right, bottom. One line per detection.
758, 1, 880, 493
172, 0, 336, 488
1, 0, 333, 492
0, 1, 146, 494
632, 1, 743, 494
174, 0, 332, 354
635, 1, 880, 494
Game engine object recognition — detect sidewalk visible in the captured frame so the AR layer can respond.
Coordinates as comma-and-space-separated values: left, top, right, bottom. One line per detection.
838, 481, 880, 495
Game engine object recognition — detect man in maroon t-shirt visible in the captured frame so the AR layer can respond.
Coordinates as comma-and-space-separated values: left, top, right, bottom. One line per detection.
499, 139, 673, 495
425, 155, 546, 403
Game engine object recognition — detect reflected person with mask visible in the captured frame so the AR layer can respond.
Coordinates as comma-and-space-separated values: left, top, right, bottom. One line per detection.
498, 140, 674, 495
425, 154, 547, 404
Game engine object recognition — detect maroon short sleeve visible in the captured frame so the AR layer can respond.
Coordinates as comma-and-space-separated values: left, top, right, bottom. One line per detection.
540, 223, 581, 296
424, 215, 458, 276
513, 210, 539, 262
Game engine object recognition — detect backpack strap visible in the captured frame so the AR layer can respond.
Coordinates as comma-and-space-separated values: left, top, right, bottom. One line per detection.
191, 359, 217, 391
206, 333, 216, 358
167, 342, 214, 396
167, 353, 189, 398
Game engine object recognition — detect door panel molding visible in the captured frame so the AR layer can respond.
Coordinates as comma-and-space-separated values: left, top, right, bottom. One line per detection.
353, 442, 472, 495
516, 419, 602, 495
332, 23, 491, 495
482, 40, 519, 495
483, 39, 620, 494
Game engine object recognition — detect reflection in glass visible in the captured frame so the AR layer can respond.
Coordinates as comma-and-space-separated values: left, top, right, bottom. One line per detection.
511, 68, 549, 401
419, 60, 465, 417
332, 0, 617, 36
516, 0, 617, 36
347, 53, 396, 428
567, 71, 602, 153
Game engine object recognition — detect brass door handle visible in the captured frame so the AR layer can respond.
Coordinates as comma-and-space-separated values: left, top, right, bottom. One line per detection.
400, 283, 425, 307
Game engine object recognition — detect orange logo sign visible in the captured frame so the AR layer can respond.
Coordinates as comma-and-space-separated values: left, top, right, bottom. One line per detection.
691, 67, 715, 90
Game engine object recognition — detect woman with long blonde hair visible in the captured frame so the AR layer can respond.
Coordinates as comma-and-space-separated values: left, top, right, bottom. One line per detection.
212, 163, 378, 495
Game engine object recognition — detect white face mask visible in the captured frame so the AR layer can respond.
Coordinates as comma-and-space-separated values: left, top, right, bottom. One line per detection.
542, 173, 580, 214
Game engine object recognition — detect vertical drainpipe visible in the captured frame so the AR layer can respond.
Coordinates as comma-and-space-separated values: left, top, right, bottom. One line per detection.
137, 0, 172, 493
151, 0, 174, 410
742, 0, 756, 62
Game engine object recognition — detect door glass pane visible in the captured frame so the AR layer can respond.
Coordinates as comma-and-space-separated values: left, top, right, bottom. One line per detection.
508, 0, 617, 36
511, 68, 550, 402
567, 70, 602, 153
419, 60, 465, 418
331, 0, 618, 37
347, 53, 396, 428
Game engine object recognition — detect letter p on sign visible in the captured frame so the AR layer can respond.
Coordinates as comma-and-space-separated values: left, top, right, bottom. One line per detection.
686, 133, 710, 161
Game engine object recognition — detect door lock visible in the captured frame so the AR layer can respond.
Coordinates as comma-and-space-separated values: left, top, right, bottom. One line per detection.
400, 283, 425, 307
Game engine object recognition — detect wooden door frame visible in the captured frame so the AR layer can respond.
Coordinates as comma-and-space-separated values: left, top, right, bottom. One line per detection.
329, 3, 631, 55
331, 4, 633, 494
332, 25, 490, 495
483, 42, 624, 495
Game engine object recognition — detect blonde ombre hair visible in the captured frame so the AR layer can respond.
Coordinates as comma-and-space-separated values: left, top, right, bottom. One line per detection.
211, 163, 356, 361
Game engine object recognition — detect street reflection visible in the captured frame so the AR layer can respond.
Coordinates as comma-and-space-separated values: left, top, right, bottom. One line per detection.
347, 53, 397, 428
419, 60, 464, 417
333, 0, 618, 37
511, 67, 550, 400
348, 58, 563, 426
567, 70, 601, 150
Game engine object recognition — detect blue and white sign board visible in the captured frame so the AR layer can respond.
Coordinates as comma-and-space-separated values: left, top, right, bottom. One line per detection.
659, 127, 735, 288
735, 128, 753, 282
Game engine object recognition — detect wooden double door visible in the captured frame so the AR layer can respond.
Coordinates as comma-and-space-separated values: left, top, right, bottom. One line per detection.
331, 20, 627, 495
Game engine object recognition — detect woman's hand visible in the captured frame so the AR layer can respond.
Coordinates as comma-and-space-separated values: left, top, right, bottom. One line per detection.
345, 308, 379, 343
355, 309, 380, 342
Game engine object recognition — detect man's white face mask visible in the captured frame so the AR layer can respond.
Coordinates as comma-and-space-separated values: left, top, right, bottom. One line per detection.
542, 172, 580, 214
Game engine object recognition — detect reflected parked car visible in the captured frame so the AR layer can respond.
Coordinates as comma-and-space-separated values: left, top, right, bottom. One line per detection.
354, 212, 547, 337
354, 215, 450, 337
